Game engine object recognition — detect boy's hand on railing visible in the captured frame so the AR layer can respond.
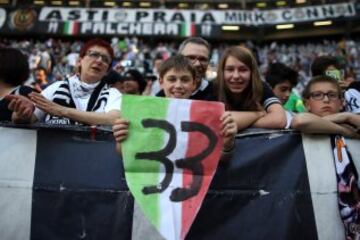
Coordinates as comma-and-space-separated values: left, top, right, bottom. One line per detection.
5, 94, 35, 123
112, 118, 129, 143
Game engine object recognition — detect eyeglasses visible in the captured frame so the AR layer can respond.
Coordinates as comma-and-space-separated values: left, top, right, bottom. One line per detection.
184, 55, 209, 65
309, 91, 341, 101
86, 50, 111, 65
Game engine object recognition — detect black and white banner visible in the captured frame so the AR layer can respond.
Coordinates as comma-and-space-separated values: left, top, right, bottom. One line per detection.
0, 125, 359, 239
0, 2, 358, 38
38, 3, 356, 25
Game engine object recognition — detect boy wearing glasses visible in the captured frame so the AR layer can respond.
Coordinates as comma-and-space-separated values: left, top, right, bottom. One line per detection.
292, 76, 360, 239
291, 75, 359, 136
311, 55, 360, 114
7, 38, 121, 125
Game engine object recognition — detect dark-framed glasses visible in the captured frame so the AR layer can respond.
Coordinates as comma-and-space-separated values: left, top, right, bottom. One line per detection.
86, 50, 111, 65
184, 55, 209, 65
309, 91, 340, 101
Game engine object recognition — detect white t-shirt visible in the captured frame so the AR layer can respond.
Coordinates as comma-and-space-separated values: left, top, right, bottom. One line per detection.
285, 110, 295, 129
34, 75, 122, 122
345, 82, 360, 114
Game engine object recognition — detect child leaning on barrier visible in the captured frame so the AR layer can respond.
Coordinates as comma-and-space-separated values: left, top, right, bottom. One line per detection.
291, 75, 359, 137
265, 62, 305, 113
291, 75, 360, 239
113, 54, 238, 156
214, 46, 287, 131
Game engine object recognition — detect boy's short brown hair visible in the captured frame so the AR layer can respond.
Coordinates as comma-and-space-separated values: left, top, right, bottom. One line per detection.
302, 75, 343, 100
158, 55, 196, 81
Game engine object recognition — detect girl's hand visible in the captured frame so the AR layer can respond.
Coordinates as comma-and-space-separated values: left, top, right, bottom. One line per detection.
220, 112, 238, 151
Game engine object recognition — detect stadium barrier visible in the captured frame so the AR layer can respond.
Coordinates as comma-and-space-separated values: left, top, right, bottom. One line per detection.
1, 124, 359, 240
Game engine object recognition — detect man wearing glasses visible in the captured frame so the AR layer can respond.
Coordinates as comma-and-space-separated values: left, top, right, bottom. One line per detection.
156, 37, 214, 101
178, 37, 214, 101
8, 38, 121, 125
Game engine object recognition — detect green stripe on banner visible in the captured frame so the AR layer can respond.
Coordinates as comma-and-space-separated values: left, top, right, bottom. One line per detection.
63, 21, 69, 34
121, 95, 169, 228
180, 23, 187, 37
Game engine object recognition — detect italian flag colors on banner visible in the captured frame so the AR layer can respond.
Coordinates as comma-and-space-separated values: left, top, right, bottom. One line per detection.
180, 23, 196, 37
122, 95, 224, 240
63, 21, 79, 35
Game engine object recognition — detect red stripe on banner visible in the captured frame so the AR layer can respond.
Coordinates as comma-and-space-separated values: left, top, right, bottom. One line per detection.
191, 24, 196, 36
181, 100, 224, 239
73, 22, 80, 35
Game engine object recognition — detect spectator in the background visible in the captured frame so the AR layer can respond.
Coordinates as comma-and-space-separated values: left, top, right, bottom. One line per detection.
32, 66, 50, 92
150, 53, 165, 96
66, 49, 79, 74
153, 53, 164, 75
311, 55, 341, 76
345, 76, 360, 114
52, 56, 70, 81
311, 53, 360, 115
177, 37, 214, 100
265, 62, 305, 113
0, 47, 33, 122
7, 38, 121, 125
38, 44, 53, 76
28, 48, 41, 70
122, 69, 146, 95
103, 69, 124, 93
311, 55, 347, 88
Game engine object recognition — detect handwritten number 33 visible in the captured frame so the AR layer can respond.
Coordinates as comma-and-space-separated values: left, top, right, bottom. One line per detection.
135, 118, 218, 202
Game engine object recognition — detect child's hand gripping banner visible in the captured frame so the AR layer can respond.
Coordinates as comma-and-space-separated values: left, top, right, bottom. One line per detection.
121, 95, 224, 240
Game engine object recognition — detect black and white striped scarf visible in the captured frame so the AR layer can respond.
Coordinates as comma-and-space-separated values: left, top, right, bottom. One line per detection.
45, 75, 111, 125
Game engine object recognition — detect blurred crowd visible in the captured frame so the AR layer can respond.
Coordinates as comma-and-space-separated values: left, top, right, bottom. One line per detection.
1, 36, 359, 94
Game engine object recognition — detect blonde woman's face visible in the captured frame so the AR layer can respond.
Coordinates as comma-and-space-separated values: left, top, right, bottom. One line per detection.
223, 56, 251, 94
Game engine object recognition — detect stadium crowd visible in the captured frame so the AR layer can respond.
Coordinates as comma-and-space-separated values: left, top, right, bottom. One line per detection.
0, 37, 359, 89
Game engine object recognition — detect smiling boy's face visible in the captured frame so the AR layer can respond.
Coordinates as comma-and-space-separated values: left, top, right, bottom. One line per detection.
159, 68, 196, 99
305, 82, 343, 117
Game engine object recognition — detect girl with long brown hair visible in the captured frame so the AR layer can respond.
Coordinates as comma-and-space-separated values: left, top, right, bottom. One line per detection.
215, 46, 286, 130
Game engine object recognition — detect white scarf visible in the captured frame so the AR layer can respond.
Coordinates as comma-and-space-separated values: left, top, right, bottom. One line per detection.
68, 75, 100, 111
